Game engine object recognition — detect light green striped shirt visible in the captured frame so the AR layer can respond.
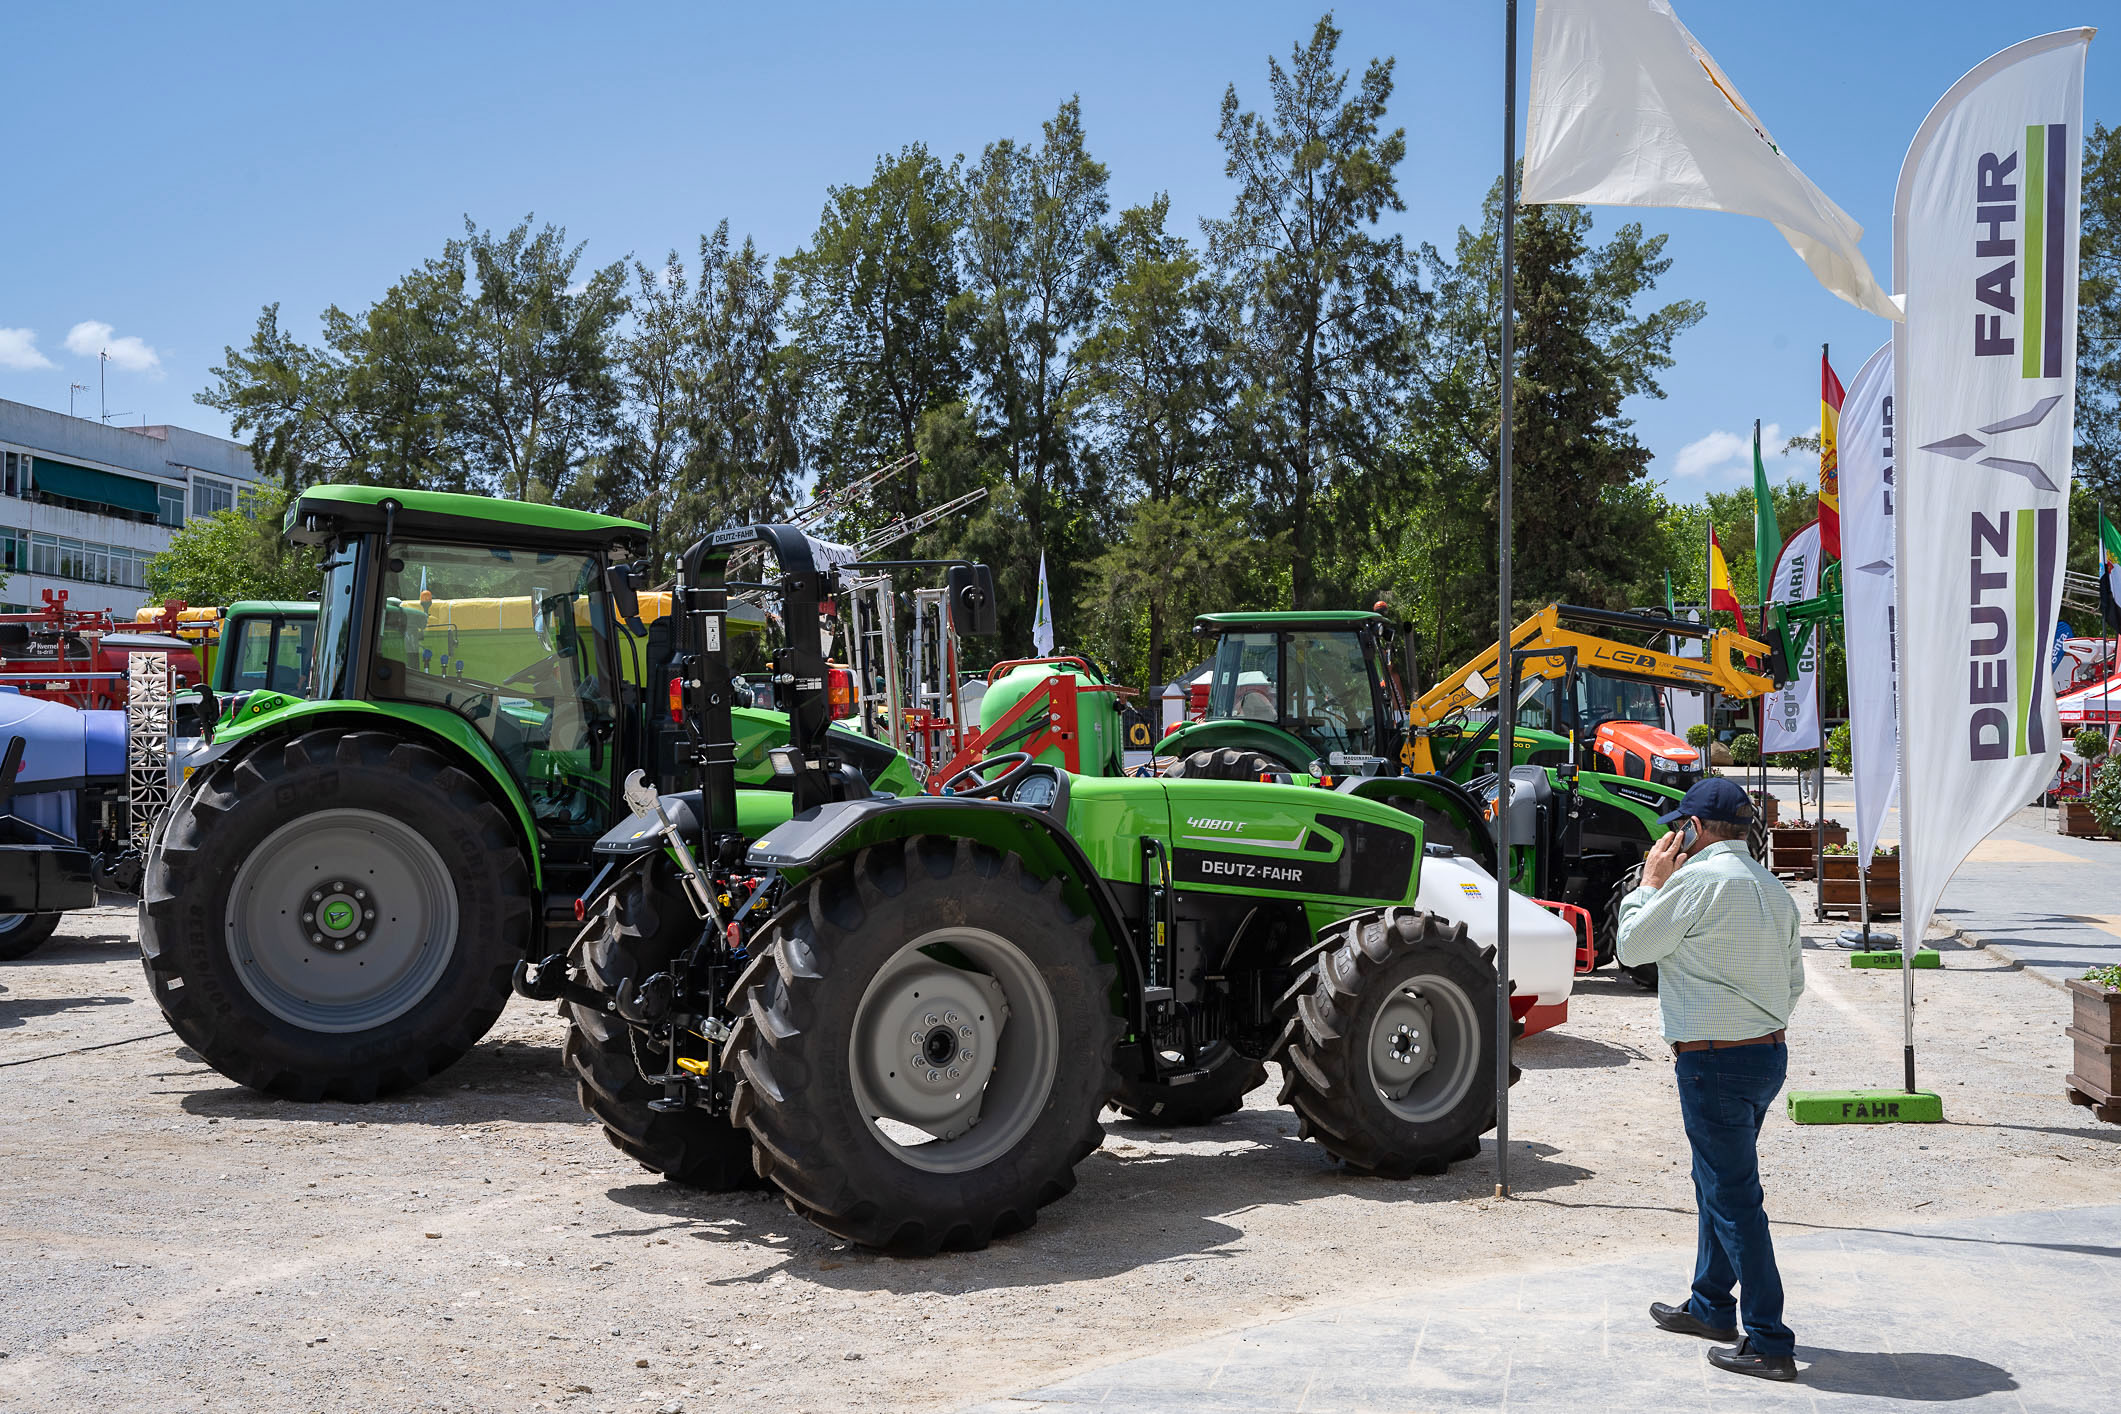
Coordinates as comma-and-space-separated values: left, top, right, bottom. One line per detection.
1616, 839, 1804, 1043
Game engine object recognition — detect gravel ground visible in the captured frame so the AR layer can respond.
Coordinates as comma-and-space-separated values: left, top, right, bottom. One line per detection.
0, 895, 2113, 1414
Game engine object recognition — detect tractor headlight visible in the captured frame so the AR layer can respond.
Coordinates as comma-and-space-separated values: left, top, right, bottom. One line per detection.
768, 746, 800, 778
1650, 754, 1681, 773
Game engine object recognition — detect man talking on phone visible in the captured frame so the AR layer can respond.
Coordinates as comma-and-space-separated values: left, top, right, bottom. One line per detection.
1616, 777, 1804, 1383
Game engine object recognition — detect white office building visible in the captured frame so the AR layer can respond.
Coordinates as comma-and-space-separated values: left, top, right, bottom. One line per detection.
0, 398, 261, 617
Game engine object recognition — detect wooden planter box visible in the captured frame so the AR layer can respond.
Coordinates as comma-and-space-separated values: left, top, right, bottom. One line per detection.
1768, 821, 1847, 879
2059, 800, 2119, 839
1819, 879, 1901, 914
1822, 854, 1899, 882
2065, 979, 2121, 1124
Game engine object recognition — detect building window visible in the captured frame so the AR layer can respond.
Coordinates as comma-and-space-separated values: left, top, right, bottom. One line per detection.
192, 476, 234, 517
0, 529, 23, 572
159, 485, 185, 527
1, 451, 27, 498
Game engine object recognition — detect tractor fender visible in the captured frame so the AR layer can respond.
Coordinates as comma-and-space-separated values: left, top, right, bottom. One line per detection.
748, 794, 1151, 1029
193, 700, 545, 889
1154, 719, 1315, 771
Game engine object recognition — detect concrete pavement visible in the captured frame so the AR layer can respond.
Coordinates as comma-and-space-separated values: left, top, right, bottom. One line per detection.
963, 1204, 2120, 1412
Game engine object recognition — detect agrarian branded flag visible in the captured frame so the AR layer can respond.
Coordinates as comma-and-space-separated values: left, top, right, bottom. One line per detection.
1761, 519, 1824, 755
1707, 530, 1748, 638
1893, 28, 2092, 957
2100, 508, 2121, 633
1819, 352, 1845, 560
1522, 0, 1901, 319
1752, 424, 1781, 613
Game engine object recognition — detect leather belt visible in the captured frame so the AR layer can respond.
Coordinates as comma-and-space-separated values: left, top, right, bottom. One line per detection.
1672, 1029, 1785, 1054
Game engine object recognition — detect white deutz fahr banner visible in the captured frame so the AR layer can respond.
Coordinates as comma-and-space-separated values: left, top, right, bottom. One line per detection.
1894, 29, 2094, 951
1761, 520, 1824, 755
1839, 342, 1899, 870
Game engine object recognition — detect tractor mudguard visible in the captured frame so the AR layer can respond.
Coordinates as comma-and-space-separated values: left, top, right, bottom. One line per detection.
199, 699, 546, 888
746, 794, 1152, 1027
1155, 718, 1317, 771
1336, 774, 1500, 877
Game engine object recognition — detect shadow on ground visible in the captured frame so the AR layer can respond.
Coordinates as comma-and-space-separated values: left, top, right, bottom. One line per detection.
173, 1035, 592, 1125
0, 992, 134, 1030
597, 1109, 1594, 1293
1798, 1347, 2018, 1400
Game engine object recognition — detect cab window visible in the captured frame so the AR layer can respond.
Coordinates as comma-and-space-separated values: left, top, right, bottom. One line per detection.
1207, 632, 1280, 722
370, 542, 615, 838
1285, 631, 1374, 756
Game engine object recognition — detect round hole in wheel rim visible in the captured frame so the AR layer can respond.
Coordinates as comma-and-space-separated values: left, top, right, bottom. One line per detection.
0, 914, 27, 937
848, 928, 1059, 1175
1366, 973, 1480, 1123
226, 808, 459, 1032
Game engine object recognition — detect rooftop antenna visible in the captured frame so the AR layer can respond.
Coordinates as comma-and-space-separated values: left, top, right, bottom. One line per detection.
99, 350, 111, 424
69, 383, 88, 418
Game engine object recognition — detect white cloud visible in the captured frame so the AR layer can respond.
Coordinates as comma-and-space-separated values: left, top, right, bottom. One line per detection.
64, 320, 161, 374
0, 328, 55, 370
1668, 421, 1824, 484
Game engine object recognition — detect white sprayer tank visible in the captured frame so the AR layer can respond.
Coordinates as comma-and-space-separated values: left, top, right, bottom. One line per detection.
1414, 850, 1576, 1010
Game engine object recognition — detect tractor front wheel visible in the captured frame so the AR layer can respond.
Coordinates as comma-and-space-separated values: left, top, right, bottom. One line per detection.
139, 729, 532, 1101
1274, 907, 1497, 1177
1605, 864, 1659, 991
729, 836, 1120, 1255
564, 862, 763, 1190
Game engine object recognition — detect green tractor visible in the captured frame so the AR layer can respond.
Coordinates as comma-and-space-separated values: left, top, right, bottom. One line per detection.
138, 488, 931, 1101
523, 525, 1582, 1253
1154, 609, 1694, 986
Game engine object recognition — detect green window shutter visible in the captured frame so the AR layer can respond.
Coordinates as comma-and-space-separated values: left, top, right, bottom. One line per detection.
30, 458, 163, 517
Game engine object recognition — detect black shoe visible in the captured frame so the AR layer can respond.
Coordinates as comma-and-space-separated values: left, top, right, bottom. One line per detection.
1707, 1337, 1798, 1382
1649, 1302, 1737, 1341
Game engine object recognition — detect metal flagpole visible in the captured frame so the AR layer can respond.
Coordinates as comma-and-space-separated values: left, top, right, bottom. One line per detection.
1813, 347, 1829, 921
1494, 0, 1519, 1201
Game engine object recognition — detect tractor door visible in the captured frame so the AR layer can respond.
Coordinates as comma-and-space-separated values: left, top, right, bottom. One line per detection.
1282, 629, 1381, 763
367, 541, 622, 871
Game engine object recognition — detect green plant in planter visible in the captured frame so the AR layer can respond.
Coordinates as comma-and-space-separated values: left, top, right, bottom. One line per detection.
1687, 723, 1713, 751
1826, 723, 1853, 775
2087, 758, 2121, 835
2084, 963, 2121, 992
1731, 732, 1761, 766
2075, 727, 2111, 761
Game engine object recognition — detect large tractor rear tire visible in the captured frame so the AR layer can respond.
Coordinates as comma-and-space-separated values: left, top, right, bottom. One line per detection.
139, 729, 532, 1101
729, 836, 1120, 1256
0, 912, 64, 961
1273, 907, 1497, 1178
564, 862, 764, 1190
1114, 1041, 1266, 1126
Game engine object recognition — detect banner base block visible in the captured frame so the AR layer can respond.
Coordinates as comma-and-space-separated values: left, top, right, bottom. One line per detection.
1850, 949, 1940, 969
1787, 1089, 1945, 1124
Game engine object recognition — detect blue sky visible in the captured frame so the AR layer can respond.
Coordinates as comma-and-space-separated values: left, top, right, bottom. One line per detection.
0, 2, 2110, 504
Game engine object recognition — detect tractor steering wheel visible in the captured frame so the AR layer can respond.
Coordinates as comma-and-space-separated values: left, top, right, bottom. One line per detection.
939, 752, 1038, 799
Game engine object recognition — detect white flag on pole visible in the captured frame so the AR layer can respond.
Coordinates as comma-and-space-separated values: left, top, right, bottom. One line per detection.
1760, 520, 1824, 755
1894, 29, 2093, 954
1839, 342, 1900, 868
1031, 552, 1055, 657
1522, 0, 1901, 320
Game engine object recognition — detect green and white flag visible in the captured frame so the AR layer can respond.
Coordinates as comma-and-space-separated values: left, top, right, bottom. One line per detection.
1032, 552, 1055, 657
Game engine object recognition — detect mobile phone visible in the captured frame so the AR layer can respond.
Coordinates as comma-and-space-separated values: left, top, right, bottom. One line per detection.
1679, 821, 1700, 852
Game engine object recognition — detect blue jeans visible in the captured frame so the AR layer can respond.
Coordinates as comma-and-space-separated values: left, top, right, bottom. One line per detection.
1676, 1042, 1793, 1356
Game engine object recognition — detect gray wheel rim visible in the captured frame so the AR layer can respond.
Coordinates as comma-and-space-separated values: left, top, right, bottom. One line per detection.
848, 928, 1059, 1175
1365, 972, 1480, 1123
226, 808, 459, 1033
0, 914, 27, 937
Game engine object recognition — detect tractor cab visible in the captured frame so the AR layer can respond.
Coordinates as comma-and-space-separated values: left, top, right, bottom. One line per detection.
285, 486, 648, 859
1161, 611, 1406, 772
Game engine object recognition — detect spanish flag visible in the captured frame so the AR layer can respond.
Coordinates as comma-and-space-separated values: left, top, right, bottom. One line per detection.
1818, 350, 1845, 560
1709, 530, 1749, 638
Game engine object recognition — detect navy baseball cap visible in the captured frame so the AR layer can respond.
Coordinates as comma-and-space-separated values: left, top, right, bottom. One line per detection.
1658, 777, 1754, 826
